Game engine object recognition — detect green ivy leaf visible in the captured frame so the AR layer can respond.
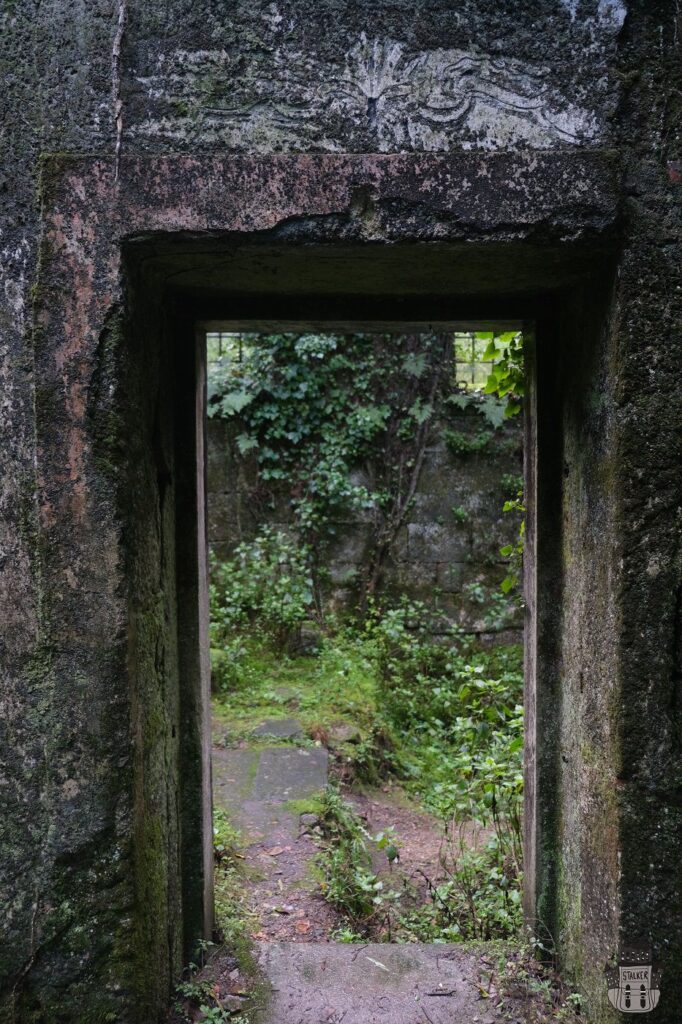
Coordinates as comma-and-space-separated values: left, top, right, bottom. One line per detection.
236, 434, 259, 453
409, 400, 433, 424
402, 352, 427, 377
220, 390, 254, 415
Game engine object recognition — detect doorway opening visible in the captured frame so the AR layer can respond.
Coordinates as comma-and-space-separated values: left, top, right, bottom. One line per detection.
182, 322, 536, 1019
120, 227, 615, 1022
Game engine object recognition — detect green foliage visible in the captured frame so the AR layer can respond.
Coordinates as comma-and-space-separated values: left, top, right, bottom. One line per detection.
443, 427, 493, 455
499, 491, 525, 595
174, 978, 215, 1005
369, 599, 523, 826
492, 942, 585, 1022
198, 1006, 232, 1024
350, 723, 402, 785
435, 827, 522, 940
205, 329, 529, 957
446, 392, 508, 429
208, 332, 393, 535
206, 331, 484, 602
481, 331, 524, 418
207, 329, 525, 609
210, 640, 256, 695
395, 832, 522, 942
465, 583, 519, 632
208, 813, 262, 1024
211, 627, 380, 741
318, 787, 399, 931
364, 601, 523, 941
500, 472, 523, 496
173, 934, 254, 1024
212, 806, 241, 863
209, 527, 314, 652
212, 598, 524, 942
479, 332, 525, 598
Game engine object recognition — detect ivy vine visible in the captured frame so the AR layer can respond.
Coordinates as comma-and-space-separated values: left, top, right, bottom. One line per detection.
207, 329, 524, 607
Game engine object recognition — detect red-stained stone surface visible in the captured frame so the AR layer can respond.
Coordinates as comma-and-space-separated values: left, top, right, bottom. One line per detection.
7, 130, 680, 1024
22, 149, 622, 1024
1, 5, 680, 1023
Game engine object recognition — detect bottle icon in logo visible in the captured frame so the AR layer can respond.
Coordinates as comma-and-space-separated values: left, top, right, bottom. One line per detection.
606, 945, 661, 1013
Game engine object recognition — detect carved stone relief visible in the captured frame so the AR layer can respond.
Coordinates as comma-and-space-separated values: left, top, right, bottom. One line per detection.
131, 33, 603, 152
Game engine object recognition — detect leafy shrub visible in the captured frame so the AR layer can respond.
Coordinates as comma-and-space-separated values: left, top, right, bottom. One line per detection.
397, 827, 523, 943
209, 527, 314, 652
206, 332, 460, 604
437, 829, 522, 940
210, 638, 262, 694
369, 598, 523, 826
213, 806, 241, 864
211, 808, 256, 956
444, 427, 493, 455
318, 787, 397, 930
207, 333, 385, 534
500, 490, 525, 595
210, 593, 525, 943
350, 723, 402, 786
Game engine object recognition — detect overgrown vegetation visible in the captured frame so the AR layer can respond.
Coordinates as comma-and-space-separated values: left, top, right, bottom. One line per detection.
212, 808, 254, 949
210, 565, 524, 943
318, 786, 400, 933
207, 329, 523, 610
210, 527, 314, 653
207, 328, 529, 957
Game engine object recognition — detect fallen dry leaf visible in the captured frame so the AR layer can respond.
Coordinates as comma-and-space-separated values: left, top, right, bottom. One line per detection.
265, 846, 284, 856
295, 920, 312, 934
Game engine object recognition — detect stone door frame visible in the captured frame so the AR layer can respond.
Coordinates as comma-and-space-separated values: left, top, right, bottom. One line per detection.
34, 151, 620, 1016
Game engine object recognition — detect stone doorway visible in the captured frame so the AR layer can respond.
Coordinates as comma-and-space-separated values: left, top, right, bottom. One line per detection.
200, 322, 525, 1019
22, 151, 639, 1023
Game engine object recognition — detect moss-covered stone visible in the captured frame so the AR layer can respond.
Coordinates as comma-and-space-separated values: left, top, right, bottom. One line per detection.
1, 2, 680, 1022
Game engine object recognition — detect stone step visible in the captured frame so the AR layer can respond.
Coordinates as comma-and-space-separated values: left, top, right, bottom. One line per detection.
257, 942, 502, 1024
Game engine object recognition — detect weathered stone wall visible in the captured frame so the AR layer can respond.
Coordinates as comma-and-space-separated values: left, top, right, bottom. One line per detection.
597, 6, 682, 1007
207, 408, 523, 640
1, 2, 680, 1022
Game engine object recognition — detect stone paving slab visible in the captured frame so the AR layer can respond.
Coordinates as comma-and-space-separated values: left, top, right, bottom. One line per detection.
212, 739, 337, 941
257, 942, 501, 1023
253, 747, 328, 802
253, 717, 304, 739
212, 744, 328, 837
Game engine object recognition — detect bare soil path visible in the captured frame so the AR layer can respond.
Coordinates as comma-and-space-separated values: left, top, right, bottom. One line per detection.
210, 724, 525, 1023
348, 785, 448, 916
170, 721, 568, 1023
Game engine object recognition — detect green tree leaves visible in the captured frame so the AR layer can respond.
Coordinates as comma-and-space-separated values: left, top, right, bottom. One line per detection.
482, 332, 524, 418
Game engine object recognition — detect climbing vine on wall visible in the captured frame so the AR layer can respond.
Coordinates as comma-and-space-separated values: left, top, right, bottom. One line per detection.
482, 331, 524, 417
483, 331, 525, 592
207, 330, 523, 608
